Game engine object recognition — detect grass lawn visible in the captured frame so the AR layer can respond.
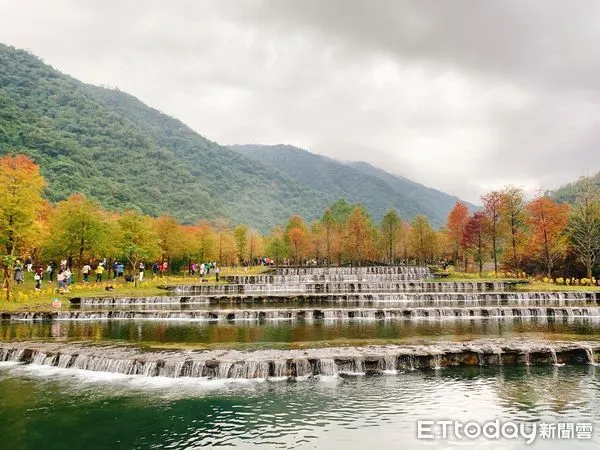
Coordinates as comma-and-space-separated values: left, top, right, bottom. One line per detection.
0, 266, 270, 312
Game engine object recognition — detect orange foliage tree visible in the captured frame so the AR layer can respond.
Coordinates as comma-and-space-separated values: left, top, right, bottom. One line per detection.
526, 194, 569, 277
446, 201, 470, 271
481, 191, 503, 274
0, 155, 45, 299
285, 215, 310, 264
343, 206, 376, 264
461, 212, 488, 274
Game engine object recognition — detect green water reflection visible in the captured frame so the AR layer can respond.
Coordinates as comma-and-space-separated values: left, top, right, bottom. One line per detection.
0, 364, 599, 449
2, 318, 600, 348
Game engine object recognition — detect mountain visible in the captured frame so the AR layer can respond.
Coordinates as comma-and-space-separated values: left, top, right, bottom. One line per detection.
551, 172, 600, 204
347, 161, 476, 223
0, 43, 331, 231
231, 144, 473, 227
0, 43, 472, 231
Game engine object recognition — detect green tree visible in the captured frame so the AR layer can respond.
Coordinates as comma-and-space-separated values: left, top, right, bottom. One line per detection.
380, 209, 401, 264
568, 178, 600, 279
265, 226, 287, 265
233, 224, 249, 264
328, 199, 354, 224
46, 193, 109, 281
116, 211, 159, 285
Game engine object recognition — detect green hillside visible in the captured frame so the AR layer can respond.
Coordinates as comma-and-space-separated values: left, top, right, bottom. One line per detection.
232, 144, 471, 227
348, 161, 476, 224
552, 172, 600, 204
0, 43, 329, 230
0, 43, 473, 230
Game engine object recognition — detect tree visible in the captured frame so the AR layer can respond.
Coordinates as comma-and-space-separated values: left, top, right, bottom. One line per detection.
500, 186, 528, 273
47, 194, 109, 281
328, 199, 354, 224
446, 201, 470, 271
265, 226, 287, 265
219, 231, 237, 266
233, 224, 249, 265
568, 178, 600, 279
380, 209, 401, 264
309, 220, 325, 263
320, 207, 343, 265
0, 155, 45, 300
212, 217, 230, 264
343, 206, 376, 264
321, 209, 335, 264
285, 215, 310, 264
193, 221, 216, 262
408, 215, 436, 264
481, 191, 503, 274
153, 215, 185, 266
400, 220, 410, 262
461, 212, 488, 274
526, 194, 569, 277
248, 228, 263, 265
116, 211, 159, 285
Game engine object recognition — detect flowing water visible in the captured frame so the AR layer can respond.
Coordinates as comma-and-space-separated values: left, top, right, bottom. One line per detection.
0, 363, 599, 449
3, 316, 600, 347
2, 266, 600, 448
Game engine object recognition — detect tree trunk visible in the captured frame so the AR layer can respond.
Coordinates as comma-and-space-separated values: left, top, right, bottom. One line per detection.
2, 265, 12, 301
492, 226, 498, 274
77, 236, 85, 282
326, 227, 331, 266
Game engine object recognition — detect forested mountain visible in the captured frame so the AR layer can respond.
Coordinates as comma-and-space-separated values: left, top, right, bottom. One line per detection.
348, 161, 475, 224
552, 172, 600, 204
0, 43, 330, 230
232, 144, 472, 227
0, 43, 471, 230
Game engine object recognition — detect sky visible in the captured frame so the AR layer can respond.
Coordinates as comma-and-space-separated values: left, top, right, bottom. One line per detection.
1, 0, 599, 203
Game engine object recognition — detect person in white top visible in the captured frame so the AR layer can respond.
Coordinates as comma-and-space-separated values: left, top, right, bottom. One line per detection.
139, 262, 145, 282
82, 263, 91, 282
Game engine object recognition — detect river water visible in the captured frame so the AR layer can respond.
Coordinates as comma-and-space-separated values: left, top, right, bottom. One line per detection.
2, 317, 600, 347
0, 362, 598, 449
2, 270, 600, 448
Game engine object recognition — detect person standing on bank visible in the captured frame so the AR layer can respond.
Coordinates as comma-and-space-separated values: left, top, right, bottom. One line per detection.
14, 263, 24, 284
82, 263, 91, 282
34, 271, 41, 290
139, 262, 145, 282
95, 263, 104, 282
215, 265, 220, 283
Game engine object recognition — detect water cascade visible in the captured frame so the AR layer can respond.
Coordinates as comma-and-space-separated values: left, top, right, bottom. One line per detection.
3, 340, 592, 380
9, 306, 600, 323
584, 346, 599, 366
69, 291, 599, 308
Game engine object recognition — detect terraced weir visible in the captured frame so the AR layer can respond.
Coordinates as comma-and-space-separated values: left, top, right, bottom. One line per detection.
1, 340, 599, 378
2, 265, 600, 448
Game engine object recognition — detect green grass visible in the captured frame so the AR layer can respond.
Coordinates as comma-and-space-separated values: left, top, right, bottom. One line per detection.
515, 281, 600, 292
0, 266, 270, 312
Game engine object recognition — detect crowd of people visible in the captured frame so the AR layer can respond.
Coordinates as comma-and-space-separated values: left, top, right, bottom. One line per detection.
188, 261, 220, 282
12, 257, 221, 292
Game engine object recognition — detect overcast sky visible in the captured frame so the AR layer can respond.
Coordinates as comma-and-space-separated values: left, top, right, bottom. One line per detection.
1, 0, 599, 203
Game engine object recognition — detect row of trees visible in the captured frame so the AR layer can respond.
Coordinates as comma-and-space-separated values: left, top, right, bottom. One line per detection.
2, 155, 600, 299
448, 183, 600, 279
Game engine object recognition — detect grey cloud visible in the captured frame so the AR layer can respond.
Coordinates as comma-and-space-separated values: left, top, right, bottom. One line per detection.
1, 0, 599, 203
